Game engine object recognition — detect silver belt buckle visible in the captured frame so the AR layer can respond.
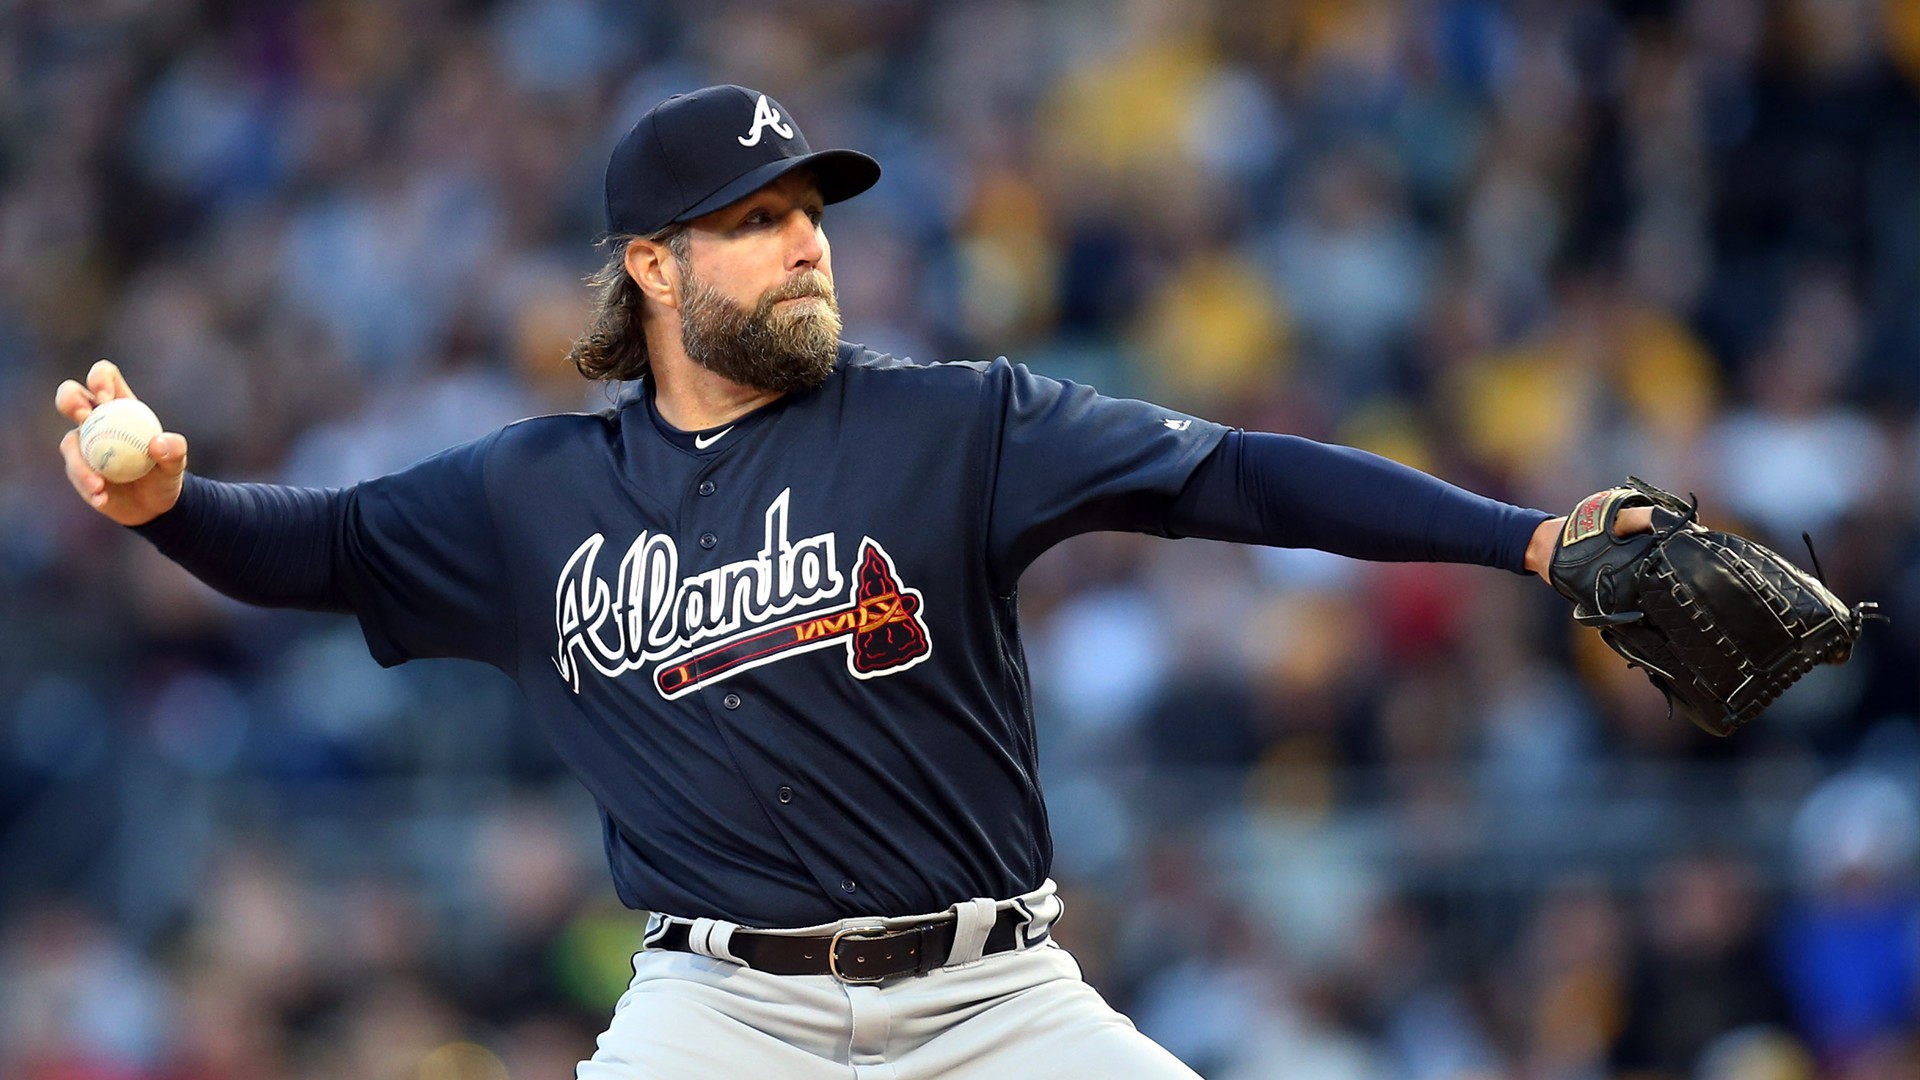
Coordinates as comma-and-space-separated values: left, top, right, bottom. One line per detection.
828, 924, 893, 984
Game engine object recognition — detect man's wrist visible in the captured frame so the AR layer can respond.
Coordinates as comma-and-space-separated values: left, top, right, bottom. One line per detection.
1526, 517, 1564, 580
129, 471, 201, 537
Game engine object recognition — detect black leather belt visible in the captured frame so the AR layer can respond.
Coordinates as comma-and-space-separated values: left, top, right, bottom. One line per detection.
650, 907, 1041, 983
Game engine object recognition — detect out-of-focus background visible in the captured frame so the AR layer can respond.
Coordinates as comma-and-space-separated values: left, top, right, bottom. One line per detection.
3, 0, 1919, 1077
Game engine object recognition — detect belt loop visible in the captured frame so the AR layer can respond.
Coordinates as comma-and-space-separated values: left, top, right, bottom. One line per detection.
943, 897, 998, 968
1016, 878, 1063, 945
688, 917, 744, 965
643, 912, 671, 948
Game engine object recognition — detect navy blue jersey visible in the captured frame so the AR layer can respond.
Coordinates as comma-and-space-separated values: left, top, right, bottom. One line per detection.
336, 344, 1226, 926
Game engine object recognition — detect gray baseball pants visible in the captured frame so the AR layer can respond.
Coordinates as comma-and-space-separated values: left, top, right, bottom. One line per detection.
576, 880, 1198, 1079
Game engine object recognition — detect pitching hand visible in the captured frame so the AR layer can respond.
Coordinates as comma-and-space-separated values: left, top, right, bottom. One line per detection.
55, 360, 189, 527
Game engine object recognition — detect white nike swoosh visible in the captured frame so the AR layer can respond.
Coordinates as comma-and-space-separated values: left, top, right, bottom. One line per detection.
693, 426, 734, 450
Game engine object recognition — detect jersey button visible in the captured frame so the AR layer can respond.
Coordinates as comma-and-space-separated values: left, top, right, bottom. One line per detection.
699, 532, 718, 549
723, 693, 742, 710
697, 480, 716, 496
777, 786, 793, 804
841, 879, 857, 893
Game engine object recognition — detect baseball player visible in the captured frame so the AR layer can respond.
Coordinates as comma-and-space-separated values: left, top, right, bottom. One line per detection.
55, 85, 1654, 1077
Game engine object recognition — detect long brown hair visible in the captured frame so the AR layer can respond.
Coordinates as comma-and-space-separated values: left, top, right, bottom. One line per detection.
566, 226, 690, 382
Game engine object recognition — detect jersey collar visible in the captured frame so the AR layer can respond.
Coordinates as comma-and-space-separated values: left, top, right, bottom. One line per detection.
641, 375, 783, 456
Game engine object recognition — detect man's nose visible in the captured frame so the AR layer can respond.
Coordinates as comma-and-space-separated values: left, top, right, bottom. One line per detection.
784, 210, 824, 270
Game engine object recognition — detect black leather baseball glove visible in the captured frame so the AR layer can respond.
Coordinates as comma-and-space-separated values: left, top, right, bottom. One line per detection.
1548, 477, 1881, 736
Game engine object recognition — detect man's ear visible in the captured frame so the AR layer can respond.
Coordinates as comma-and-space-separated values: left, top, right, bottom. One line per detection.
625, 238, 681, 309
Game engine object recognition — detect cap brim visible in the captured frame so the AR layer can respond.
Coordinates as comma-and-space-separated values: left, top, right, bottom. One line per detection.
673, 149, 881, 226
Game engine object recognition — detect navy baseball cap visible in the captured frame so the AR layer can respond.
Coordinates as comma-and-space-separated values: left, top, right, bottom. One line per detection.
605, 85, 881, 236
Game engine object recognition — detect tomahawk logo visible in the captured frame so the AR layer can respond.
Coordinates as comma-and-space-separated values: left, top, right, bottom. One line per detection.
737, 94, 795, 147
552, 490, 932, 698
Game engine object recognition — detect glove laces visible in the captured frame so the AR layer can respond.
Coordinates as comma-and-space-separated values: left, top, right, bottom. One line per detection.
1801, 531, 1887, 630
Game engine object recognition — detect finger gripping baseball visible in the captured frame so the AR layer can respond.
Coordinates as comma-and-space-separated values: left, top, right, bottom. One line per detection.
1549, 477, 1879, 737
78, 397, 162, 483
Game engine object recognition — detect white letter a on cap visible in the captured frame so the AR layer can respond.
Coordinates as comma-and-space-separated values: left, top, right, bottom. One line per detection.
738, 94, 795, 147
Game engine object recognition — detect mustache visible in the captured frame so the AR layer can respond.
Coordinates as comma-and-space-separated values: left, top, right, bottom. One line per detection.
762, 271, 836, 308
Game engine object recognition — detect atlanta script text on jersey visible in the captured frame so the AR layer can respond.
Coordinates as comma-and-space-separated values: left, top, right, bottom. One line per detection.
553, 488, 933, 698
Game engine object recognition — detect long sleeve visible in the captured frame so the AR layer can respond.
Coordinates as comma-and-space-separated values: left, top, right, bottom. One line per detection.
130, 430, 515, 669
979, 360, 1229, 588
132, 472, 354, 611
1166, 430, 1551, 574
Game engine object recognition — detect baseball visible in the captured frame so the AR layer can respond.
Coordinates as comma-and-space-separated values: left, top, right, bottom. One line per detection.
79, 398, 163, 483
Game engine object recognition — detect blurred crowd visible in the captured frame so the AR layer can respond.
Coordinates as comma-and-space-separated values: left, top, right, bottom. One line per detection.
4, 0, 1920, 1077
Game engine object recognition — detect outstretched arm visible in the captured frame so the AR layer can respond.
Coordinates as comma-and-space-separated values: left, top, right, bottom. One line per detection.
56, 360, 353, 612
1167, 431, 1650, 576
131, 476, 354, 612
57, 361, 513, 666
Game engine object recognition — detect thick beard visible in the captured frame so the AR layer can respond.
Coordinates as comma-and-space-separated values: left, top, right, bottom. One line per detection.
679, 269, 841, 394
